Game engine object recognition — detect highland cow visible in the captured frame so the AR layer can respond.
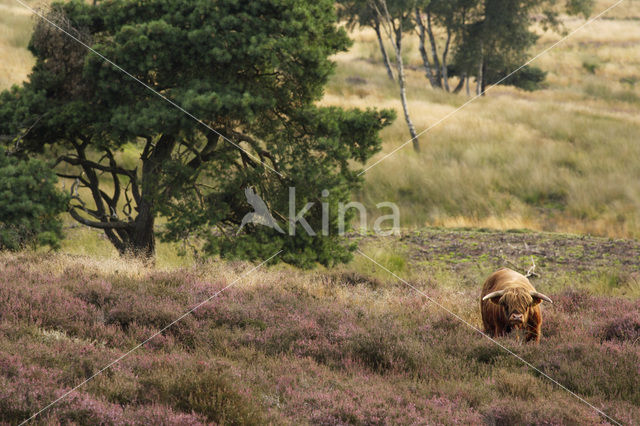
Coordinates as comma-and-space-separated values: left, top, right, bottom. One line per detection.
481, 268, 552, 343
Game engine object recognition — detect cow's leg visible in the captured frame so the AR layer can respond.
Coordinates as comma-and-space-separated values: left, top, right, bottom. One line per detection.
482, 318, 493, 336
525, 323, 541, 343
526, 311, 542, 343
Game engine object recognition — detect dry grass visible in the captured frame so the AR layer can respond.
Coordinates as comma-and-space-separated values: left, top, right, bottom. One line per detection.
0, 0, 38, 89
325, 4, 640, 238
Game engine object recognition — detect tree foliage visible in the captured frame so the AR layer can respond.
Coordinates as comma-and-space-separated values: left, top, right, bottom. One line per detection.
0, 148, 68, 251
0, 0, 394, 267
340, 0, 594, 92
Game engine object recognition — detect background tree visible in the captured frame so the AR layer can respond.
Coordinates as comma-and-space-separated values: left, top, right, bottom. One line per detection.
337, 0, 396, 81
0, 0, 394, 267
340, 0, 594, 95
0, 147, 68, 251
370, 0, 421, 152
452, 0, 594, 94
415, 0, 479, 92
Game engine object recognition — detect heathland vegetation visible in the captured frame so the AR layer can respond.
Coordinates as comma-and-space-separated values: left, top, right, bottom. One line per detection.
1, 230, 639, 423
0, 0, 639, 424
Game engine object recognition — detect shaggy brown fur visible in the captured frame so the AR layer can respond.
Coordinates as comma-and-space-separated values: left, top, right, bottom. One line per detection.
480, 268, 551, 343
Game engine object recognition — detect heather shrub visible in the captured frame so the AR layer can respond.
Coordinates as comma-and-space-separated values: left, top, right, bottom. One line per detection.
53, 393, 124, 425
432, 380, 493, 409
422, 396, 484, 424
350, 329, 400, 373
0, 352, 139, 424
349, 311, 451, 376
75, 279, 113, 309
0, 354, 62, 422
348, 315, 474, 380
493, 370, 545, 400
553, 288, 594, 313
139, 363, 266, 424
51, 393, 206, 425
528, 341, 640, 406
105, 295, 186, 331
252, 315, 344, 366
1, 252, 639, 423
482, 397, 603, 425
89, 372, 140, 406
203, 296, 270, 331
149, 270, 198, 289
598, 399, 640, 426
0, 276, 101, 337
333, 270, 384, 289
537, 309, 570, 340
466, 342, 507, 365
598, 312, 640, 343
121, 404, 206, 425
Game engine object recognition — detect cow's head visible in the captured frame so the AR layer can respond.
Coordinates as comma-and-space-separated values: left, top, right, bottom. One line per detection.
483, 287, 552, 326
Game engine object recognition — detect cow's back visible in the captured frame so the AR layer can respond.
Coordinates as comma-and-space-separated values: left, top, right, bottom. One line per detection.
481, 268, 535, 297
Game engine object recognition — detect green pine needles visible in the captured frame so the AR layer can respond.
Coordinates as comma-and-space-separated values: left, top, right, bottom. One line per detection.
0, 148, 69, 251
0, 0, 394, 266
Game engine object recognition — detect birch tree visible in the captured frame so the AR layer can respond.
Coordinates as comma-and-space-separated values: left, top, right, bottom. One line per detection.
371, 0, 421, 152
337, 0, 396, 81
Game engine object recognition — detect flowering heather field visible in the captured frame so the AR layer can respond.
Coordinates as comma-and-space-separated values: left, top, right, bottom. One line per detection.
1, 229, 639, 424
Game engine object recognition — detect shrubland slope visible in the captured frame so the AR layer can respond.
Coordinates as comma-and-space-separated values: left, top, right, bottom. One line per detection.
1, 229, 639, 424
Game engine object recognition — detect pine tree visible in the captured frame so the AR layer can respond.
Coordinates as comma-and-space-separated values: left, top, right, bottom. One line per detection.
0, 0, 394, 266
0, 148, 68, 251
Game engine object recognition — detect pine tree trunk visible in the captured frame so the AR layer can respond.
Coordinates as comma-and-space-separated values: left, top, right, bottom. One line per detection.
481, 60, 487, 95
374, 20, 395, 82
129, 201, 155, 258
415, 8, 439, 88
465, 74, 471, 96
124, 133, 176, 258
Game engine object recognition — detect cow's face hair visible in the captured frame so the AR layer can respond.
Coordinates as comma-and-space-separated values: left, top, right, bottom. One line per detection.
483, 287, 552, 326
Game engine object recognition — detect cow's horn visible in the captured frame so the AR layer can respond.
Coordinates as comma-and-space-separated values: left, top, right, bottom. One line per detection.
530, 291, 553, 304
482, 290, 506, 301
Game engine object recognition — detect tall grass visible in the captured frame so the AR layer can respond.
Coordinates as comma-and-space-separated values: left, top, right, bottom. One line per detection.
327, 14, 640, 238
0, 0, 39, 89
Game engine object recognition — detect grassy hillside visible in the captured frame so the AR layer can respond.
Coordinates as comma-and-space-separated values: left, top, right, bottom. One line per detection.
325, 0, 640, 239
0, 0, 36, 89
324, 4, 640, 238
1, 231, 639, 424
